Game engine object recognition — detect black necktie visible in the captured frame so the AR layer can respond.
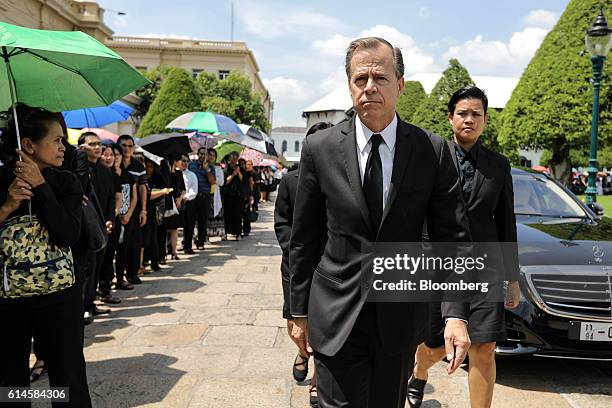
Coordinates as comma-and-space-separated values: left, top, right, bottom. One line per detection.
364, 134, 383, 232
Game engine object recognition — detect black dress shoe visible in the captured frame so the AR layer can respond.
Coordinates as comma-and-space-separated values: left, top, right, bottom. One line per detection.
128, 276, 142, 285
406, 375, 427, 408
101, 294, 122, 304
184, 248, 195, 255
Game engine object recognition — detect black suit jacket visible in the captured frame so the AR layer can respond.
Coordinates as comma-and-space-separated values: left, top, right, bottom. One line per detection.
289, 115, 472, 356
449, 141, 519, 282
274, 169, 299, 319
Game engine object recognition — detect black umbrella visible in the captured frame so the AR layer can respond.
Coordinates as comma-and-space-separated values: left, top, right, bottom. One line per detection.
136, 132, 191, 158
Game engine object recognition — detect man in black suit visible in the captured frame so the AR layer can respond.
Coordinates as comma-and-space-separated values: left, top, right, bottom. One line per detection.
289, 37, 473, 408
407, 86, 520, 408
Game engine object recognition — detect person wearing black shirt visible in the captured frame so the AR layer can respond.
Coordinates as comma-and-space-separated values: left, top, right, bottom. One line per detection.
117, 135, 147, 285
222, 152, 244, 240
408, 86, 520, 408
240, 159, 255, 236
78, 133, 119, 323
0, 105, 91, 407
99, 144, 137, 293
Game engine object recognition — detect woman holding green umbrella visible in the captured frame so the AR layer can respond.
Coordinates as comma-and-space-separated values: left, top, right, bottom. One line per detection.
0, 105, 91, 406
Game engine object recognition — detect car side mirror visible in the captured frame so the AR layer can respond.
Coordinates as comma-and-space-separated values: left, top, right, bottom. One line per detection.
586, 202, 605, 218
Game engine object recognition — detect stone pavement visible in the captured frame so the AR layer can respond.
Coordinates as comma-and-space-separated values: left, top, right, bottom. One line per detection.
31, 202, 612, 407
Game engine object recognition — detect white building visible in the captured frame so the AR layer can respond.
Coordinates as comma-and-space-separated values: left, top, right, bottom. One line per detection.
270, 127, 307, 164
302, 72, 541, 166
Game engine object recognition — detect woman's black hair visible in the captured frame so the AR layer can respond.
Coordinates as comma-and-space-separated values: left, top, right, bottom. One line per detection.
111, 143, 124, 156
1, 103, 60, 164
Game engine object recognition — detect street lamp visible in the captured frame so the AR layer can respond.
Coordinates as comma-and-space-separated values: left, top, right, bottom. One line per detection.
584, 9, 612, 205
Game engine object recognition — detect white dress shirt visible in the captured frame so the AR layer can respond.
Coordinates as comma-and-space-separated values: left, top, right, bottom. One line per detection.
182, 169, 199, 202
355, 114, 397, 210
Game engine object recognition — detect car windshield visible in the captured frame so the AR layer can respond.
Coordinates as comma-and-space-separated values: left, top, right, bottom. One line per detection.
512, 173, 586, 218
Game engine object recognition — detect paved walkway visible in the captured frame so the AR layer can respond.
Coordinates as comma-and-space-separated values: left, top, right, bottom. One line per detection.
32, 202, 612, 407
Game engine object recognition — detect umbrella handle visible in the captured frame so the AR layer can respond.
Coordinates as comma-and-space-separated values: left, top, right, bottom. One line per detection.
2, 47, 22, 152
3, 47, 32, 224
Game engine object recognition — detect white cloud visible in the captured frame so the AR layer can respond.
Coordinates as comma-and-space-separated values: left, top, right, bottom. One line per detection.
418, 6, 430, 19
263, 77, 315, 101
443, 26, 548, 76
508, 27, 548, 60
312, 25, 437, 76
237, 3, 345, 39
522, 9, 560, 30
312, 34, 352, 57
319, 66, 348, 93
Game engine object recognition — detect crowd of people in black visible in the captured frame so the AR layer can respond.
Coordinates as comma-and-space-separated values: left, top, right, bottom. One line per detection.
0, 103, 283, 407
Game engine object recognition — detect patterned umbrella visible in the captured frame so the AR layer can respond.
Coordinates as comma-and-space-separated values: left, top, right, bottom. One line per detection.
240, 148, 265, 166
167, 112, 243, 136
187, 131, 217, 152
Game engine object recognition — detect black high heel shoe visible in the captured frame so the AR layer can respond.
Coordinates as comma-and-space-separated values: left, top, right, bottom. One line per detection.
292, 353, 309, 382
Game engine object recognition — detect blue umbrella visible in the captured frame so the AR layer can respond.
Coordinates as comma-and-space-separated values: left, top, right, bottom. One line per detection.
62, 100, 134, 128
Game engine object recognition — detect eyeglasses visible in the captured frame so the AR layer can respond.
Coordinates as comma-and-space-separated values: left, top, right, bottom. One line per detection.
120, 144, 134, 148
87, 142, 102, 147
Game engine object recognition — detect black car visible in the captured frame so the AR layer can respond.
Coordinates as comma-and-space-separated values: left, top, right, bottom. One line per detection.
496, 168, 612, 360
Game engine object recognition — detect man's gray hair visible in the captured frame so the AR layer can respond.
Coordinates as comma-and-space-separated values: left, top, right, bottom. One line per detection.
345, 37, 404, 79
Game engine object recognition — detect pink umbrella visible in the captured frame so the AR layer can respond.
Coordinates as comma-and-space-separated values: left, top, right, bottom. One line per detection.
240, 148, 265, 165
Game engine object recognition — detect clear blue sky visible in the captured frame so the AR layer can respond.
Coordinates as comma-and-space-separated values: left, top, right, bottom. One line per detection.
99, 0, 571, 127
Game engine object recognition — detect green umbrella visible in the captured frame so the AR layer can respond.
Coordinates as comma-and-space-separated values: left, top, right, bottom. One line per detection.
0, 22, 149, 149
214, 140, 243, 162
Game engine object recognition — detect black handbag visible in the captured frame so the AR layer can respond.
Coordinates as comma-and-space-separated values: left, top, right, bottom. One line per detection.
82, 185, 108, 253
248, 208, 259, 222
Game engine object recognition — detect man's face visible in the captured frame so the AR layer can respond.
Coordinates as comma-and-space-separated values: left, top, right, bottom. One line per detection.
448, 98, 487, 146
198, 149, 207, 163
119, 138, 134, 159
348, 44, 404, 131
82, 135, 102, 161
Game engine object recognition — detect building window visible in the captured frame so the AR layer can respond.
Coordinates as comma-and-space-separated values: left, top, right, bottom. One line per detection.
218, 70, 230, 80
192, 69, 203, 78
294, 141, 300, 152
281, 140, 287, 153
135, 66, 148, 73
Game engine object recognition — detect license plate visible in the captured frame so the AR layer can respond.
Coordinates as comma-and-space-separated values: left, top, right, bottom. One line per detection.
579, 322, 612, 341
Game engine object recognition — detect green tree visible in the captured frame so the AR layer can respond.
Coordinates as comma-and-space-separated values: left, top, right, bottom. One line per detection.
136, 67, 200, 137
499, 0, 611, 185
135, 65, 173, 120
541, 146, 612, 168
396, 81, 426, 122
411, 59, 475, 138
196, 71, 270, 132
